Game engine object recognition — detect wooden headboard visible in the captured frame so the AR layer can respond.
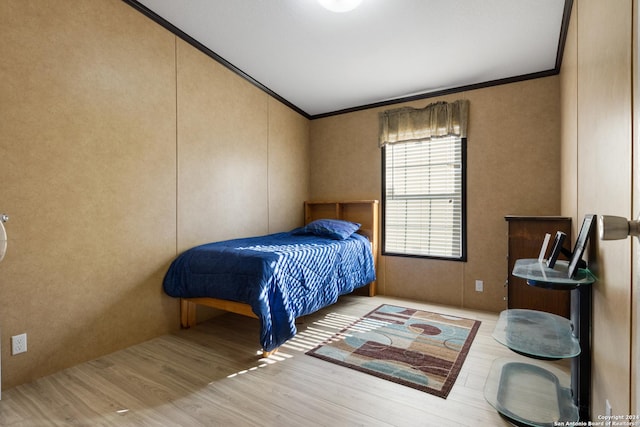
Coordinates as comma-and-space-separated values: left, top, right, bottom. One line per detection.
304, 200, 379, 296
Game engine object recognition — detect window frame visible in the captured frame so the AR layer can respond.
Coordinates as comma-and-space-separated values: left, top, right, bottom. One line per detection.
381, 136, 467, 262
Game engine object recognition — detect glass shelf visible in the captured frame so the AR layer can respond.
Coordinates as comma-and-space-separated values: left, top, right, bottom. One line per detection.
512, 259, 596, 289
484, 358, 578, 427
493, 309, 580, 360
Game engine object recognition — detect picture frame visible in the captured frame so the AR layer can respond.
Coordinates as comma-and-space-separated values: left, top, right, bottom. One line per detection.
567, 214, 596, 278
538, 233, 551, 262
546, 231, 566, 269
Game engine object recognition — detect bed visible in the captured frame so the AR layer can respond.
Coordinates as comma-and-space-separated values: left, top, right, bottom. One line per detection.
163, 200, 379, 355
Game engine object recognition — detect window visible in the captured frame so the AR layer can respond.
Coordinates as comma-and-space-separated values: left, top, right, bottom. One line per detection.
383, 136, 466, 260
379, 100, 468, 261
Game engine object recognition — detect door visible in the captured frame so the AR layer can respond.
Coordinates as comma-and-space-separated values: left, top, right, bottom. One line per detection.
574, 0, 633, 418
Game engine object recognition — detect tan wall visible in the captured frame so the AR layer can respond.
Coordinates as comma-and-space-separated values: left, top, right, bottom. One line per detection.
561, 2, 579, 222
0, 0, 309, 389
176, 40, 270, 249
310, 77, 561, 312
267, 97, 311, 234
561, 0, 633, 419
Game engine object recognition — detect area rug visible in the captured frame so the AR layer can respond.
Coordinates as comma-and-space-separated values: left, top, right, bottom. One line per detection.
306, 304, 481, 398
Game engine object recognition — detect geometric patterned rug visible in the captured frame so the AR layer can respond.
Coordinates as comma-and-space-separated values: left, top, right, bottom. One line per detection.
306, 304, 481, 398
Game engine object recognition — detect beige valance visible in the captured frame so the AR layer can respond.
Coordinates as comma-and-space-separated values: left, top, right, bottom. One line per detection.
378, 99, 469, 147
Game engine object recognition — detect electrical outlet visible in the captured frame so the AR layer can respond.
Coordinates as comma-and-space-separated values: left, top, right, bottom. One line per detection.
475, 280, 483, 292
11, 333, 27, 355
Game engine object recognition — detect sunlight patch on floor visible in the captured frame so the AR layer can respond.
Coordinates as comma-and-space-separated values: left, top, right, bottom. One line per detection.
223, 311, 389, 380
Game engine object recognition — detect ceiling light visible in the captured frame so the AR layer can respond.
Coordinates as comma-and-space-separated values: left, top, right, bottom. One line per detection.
318, 0, 363, 13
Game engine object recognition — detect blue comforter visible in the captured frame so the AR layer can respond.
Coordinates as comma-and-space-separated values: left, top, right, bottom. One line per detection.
163, 231, 376, 352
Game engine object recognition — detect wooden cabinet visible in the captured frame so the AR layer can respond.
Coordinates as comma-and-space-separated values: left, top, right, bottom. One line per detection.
505, 216, 572, 318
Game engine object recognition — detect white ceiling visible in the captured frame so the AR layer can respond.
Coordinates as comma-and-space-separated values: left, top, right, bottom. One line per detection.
131, 0, 569, 118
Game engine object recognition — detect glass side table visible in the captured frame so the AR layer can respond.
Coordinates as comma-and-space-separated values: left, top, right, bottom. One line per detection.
511, 259, 595, 289
484, 358, 577, 427
492, 309, 580, 360
484, 258, 596, 424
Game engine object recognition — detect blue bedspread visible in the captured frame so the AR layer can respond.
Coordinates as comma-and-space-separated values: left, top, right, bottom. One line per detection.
163, 232, 376, 352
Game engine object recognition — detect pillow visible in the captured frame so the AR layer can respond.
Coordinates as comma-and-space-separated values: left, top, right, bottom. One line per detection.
292, 219, 361, 240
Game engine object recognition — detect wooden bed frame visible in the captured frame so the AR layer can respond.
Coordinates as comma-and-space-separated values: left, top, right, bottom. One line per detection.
179, 200, 379, 355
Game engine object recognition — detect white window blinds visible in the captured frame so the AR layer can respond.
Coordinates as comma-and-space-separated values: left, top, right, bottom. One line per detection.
383, 135, 464, 259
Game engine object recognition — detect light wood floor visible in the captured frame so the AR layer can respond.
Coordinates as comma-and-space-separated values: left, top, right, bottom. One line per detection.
0, 295, 554, 426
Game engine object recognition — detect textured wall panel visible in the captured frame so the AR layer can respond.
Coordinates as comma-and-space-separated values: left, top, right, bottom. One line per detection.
310, 77, 561, 312
0, 0, 177, 388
